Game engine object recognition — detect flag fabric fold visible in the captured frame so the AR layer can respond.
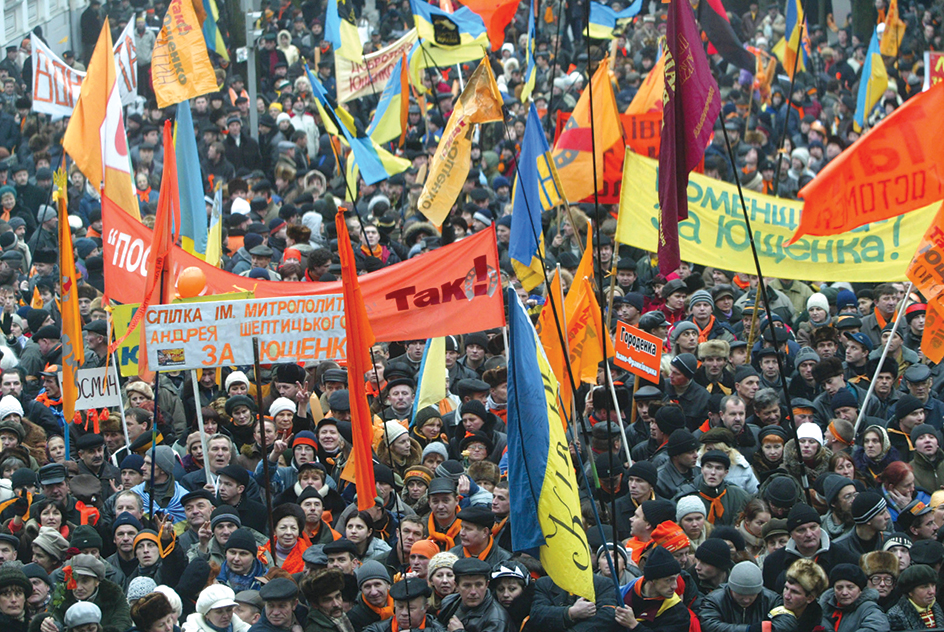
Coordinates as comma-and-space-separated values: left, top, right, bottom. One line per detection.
411, 337, 446, 423
506, 287, 595, 601
772, 0, 810, 78
57, 168, 84, 430
327, 0, 363, 60
205, 184, 223, 267
151, 0, 217, 108
695, 0, 755, 71
410, 0, 488, 49
62, 20, 140, 221
519, 0, 537, 103
881, 0, 906, 57
336, 210, 378, 511
854, 28, 889, 130
584, 0, 643, 39
511, 104, 564, 291
460, 0, 519, 51
658, 0, 721, 275
551, 57, 623, 204
367, 53, 410, 145
176, 100, 209, 258
417, 58, 504, 226
201, 0, 229, 61
626, 50, 665, 114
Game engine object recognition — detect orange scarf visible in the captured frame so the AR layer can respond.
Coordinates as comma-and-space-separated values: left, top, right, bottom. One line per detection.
258, 539, 308, 573
390, 616, 426, 632
875, 308, 897, 329
428, 513, 461, 550
463, 536, 495, 561
364, 595, 395, 621
700, 489, 727, 523
0, 209, 8, 222
361, 244, 383, 258
492, 516, 508, 537
696, 315, 716, 344
888, 426, 915, 451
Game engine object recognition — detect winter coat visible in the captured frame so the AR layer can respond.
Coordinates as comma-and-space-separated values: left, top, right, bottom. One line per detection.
437, 591, 511, 632
761, 532, 860, 592
912, 448, 944, 492
819, 587, 888, 632
529, 574, 619, 632
783, 439, 833, 485
183, 612, 252, 632
363, 617, 447, 632
887, 594, 944, 631
31, 578, 132, 632
700, 585, 785, 632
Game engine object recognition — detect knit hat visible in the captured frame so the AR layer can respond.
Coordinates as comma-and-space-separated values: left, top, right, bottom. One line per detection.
898, 564, 937, 594
65, 602, 101, 629
829, 563, 867, 589
224, 528, 257, 553
21, 563, 51, 588
670, 353, 698, 379
786, 503, 821, 532
794, 347, 820, 367
643, 545, 681, 581
807, 293, 829, 312
676, 495, 707, 522
293, 431, 318, 451
269, 397, 297, 417
701, 449, 731, 469
882, 534, 913, 552
112, 512, 144, 534
896, 394, 925, 421
71, 525, 104, 551
689, 290, 714, 308
33, 525, 69, 561
127, 576, 158, 602
670, 322, 699, 348
410, 540, 439, 560
356, 560, 391, 588
655, 405, 686, 435
0, 566, 31, 596
0, 395, 24, 421
627, 462, 658, 488
210, 505, 242, 530
911, 423, 939, 446
459, 400, 488, 424
765, 477, 799, 508
695, 538, 732, 571
728, 561, 763, 595
427, 552, 459, 576
823, 474, 855, 508
383, 420, 408, 444
422, 443, 448, 462
641, 500, 676, 528
796, 423, 823, 446
649, 521, 690, 553
667, 429, 698, 457
224, 371, 250, 392
152, 445, 177, 476
196, 585, 238, 616
829, 389, 858, 412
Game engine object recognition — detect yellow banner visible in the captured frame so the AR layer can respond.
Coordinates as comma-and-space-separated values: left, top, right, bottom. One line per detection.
615, 151, 939, 282
417, 58, 503, 226
152, 0, 217, 108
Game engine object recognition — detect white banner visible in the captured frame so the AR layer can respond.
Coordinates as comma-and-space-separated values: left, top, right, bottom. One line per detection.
144, 295, 347, 371
74, 367, 123, 410
113, 20, 139, 106
336, 29, 417, 103
31, 38, 84, 116
32, 30, 138, 116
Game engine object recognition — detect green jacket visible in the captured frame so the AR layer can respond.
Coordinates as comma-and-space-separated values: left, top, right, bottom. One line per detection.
30, 578, 132, 632
304, 609, 346, 632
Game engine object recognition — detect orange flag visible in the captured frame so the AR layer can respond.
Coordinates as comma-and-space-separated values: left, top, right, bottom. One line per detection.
907, 201, 944, 300
924, 298, 944, 363
881, 0, 907, 57
57, 168, 84, 430
336, 211, 377, 512
789, 82, 944, 244
625, 54, 665, 115
537, 270, 573, 421
151, 0, 218, 108
109, 121, 177, 361
551, 57, 624, 203
461, 0, 520, 51
62, 20, 140, 221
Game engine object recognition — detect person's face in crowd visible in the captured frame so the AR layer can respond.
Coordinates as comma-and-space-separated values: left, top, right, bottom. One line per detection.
253, 421, 276, 453
798, 437, 820, 459
113, 525, 138, 556
231, 405, 253, 427
910, 582, 937, 609
0, 372, 19, 399
792, 521, 822, 553
31, 545, 57, 572
916, 431, 940, 457
492, 487, 509, 516
388, 386, 414, 413
345, 516, 369, 544
701, 461, 727, 487
465, 343, 485, 363
39, 504, 62, 530
323, 379, 346, 395
627, 476, 652, 503
263, 599, 296, 629
459, 523, 489, 551
635, 399, 654, 423
0, 430, 15, 450
893, 473, 916, 502
630, 504, 650, 538
867, 572, 894, 598
0, 586, 24, 618
457, 575, 488, 608
493, 577, 524, 608
875, 291, 897, 316
910, 511, 937, 540
72, 574, 99, 600
0, 541, 16, 563
317, 423, 341, 452
273, 410, 294, 433
361, 578, 390, 609
429, 567, 455, 597
276, 381, 299, 400
695, 558, 722, 584
27, 577, 48, 607
881, 331, 902, 356
900, 408, 927, 433
844, 340, 867, 366
42, 480, 68, 503
208, 438, 232, 471
326, 551, 357, 574
736, 376, 760, 401
418, 417, 442, 441
822, 374, 845, 397
226, 547, 256, 575
756, 404, 781, 427
124, 413, 148, 442
429, 492, 458, 524
760, 357, 779, 379
676, 329, 698, 352
300, 493, 324, 526
690, 301, 712, 323
184, 498, 214, 529
668, 366, 689, 389
832, 457, 856, 481
721, 400, 746, 434
908, 378, 932, 401
461, 412, 485, 433
665, 290, 686, 311
863, 430, 885, 459
911, 312, 926, 334
218, 475, 245, 504
206, 605, 235, 630
674, 448, 699, 470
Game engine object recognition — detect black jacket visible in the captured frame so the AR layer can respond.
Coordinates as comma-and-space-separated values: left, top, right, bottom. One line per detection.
700, 585, 784, 632
347, 594, 386, 632
761, 534, 860, 592
529, 574, 620, 632
438, 591, 512, 632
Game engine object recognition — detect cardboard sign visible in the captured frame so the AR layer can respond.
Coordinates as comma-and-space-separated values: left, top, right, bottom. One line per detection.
143, 295, 346, 370
613, 321, 662, 381
74, 367, 123, 410
925, 51, 944, 91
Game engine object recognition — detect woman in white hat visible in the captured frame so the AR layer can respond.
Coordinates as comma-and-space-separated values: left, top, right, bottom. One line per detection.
182, 585, 250, 632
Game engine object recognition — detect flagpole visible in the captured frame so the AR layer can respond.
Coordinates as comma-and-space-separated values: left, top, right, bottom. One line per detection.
112, 353, 131, 449
772, 0, 812, 196
717, 120, 812, 503
189, 369, 213, 485
252, 338, 278, 564
852, 284, 913, 438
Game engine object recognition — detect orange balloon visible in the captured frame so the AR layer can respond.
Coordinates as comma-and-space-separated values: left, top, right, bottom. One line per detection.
177, 267, 207, 298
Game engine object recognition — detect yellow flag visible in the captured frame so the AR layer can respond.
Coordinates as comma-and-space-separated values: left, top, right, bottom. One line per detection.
151, 0, 218, 108
881, 0, 907, 57
57, 167, 84, 428
417, 58, 504, 226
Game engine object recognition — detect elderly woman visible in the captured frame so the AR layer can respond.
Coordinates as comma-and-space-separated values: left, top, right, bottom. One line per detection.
448, 401, 506, 465
819, 563, 888, 632
860, 551, 900, 612
182, 585, 250, 632
31, 554, 131, 632
258, 504, 309, 573
888, 564, 943, 630
853, 425, 902, 483
29, 526, 68, 574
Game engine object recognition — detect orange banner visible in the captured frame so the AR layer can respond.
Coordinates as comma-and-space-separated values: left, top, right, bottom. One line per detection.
790, 82, 944, 244
924, 298, 944, 363
907, 201, 944, 299
102, 199, 505, 342
613, 321, 662, 382
151, 0, 217, 108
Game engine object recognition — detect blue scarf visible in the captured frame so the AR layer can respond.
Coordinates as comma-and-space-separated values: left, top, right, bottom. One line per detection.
217, 558, 266, 592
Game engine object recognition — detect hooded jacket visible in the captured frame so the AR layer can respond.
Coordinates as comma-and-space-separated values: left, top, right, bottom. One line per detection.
819, 586, 888, 632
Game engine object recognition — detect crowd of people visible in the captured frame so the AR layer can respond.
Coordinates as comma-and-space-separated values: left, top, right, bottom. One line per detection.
0, 0, 935, 631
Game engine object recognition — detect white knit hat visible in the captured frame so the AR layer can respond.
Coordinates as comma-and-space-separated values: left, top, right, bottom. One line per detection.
154, 585, 182, 617
384, 420, 408, 444
797, 422, 824, 446
0, 395, 23, 421
196, 584, 237, 616
224, 371, 249, 392
268, 397, 296, 417
676, 495, 707, 522
807, 292, 829, 313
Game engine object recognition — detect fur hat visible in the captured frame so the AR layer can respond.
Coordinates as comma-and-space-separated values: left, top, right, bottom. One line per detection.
125, 381, 154, 401
272, 503, 306, 532
302, 568, 345, 602
810, 326, 840, 348
131, 592, 175, 631
860, 551, 900, 579
698, 340, 729, 360
811, 357, 844, 384
784, 558, 828, 598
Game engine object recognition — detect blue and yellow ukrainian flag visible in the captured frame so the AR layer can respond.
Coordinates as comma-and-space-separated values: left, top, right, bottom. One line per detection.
411, 0, 488, 49
406, 40, 486, 92
511, 104, 564, 291
306, 64, 409, 185
855, 27, 888, 131
201, 0, 229, 61
506, 287, 595, 601
411, 337, 446, 424
327, 0, 363, 60
174, 100, 209, 258
205, 184, 223, 267
520, 0, 537, 103
584, 0, 643, 39
367, 53, 410, 145
772, 0, 810, 77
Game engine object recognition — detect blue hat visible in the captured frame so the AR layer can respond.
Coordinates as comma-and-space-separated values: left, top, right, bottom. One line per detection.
843, 331, 873, 352
491, 175, 510, 189
836, 288, 857, 311
120, 454, 145, 472
112, 512, 143, 533
496, 215, 512, 228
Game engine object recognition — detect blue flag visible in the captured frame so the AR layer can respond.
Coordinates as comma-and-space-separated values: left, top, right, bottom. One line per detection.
175, 100, 208, 257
